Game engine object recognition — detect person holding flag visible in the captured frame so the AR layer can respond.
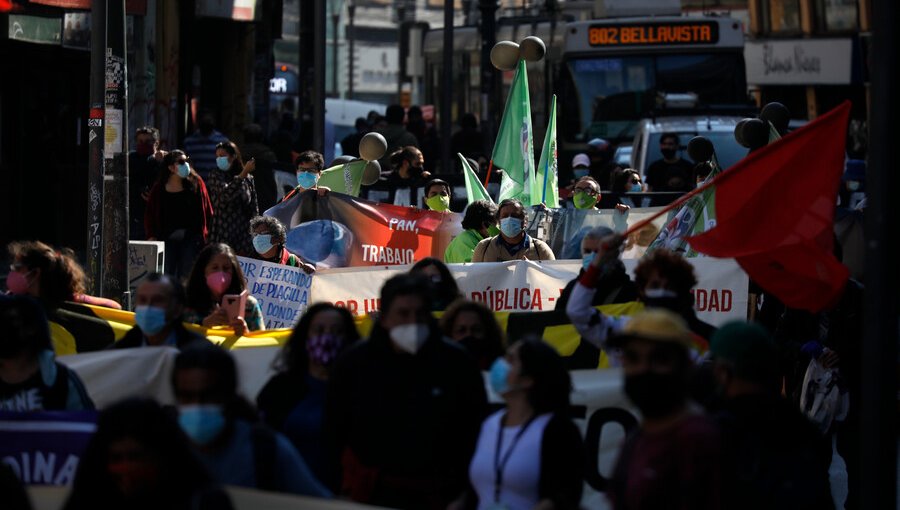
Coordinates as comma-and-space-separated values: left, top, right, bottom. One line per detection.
444, 200, 498, 264
280, 151, 330, 203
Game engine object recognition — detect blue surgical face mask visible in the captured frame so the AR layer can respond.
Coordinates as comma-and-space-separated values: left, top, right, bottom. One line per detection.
582, 252, 596, 270
499, 217, 523, 238
297, 171, 318, 189
573, 168, 589, 179
630, 183, 643, 193
134, 305, 168, 335
216, 156, 230, 170
178, 404, 226, 445
177, 163, 191, 178
489, 357, 512, 395
252, 233, 274, 255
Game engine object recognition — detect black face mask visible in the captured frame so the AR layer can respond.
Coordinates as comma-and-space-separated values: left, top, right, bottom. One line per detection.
459, 336, 492, 369
624, 371, 687, 419
661, 148, 677, 160
642, 295, 686, 314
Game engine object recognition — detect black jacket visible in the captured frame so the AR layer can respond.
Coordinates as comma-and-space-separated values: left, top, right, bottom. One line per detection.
113, 322, 208, 350
325, 322, 488, 504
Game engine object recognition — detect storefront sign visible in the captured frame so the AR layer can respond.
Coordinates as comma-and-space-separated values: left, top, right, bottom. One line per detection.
745, 39, 853, 85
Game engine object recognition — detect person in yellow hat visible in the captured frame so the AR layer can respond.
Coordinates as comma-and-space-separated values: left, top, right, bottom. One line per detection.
606, 309, 723, 510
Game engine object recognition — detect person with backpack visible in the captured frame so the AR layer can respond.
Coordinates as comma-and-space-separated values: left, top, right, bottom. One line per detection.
0, 295, 94, 411
171, 342, 331, 497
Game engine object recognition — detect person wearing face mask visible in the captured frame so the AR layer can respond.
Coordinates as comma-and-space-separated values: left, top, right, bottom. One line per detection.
606, 309, 723, 510
63, 398, 234, 510
608, 168, 647, 209
409, 257, 462, 311
439, 299, 506, 370
471, 199, 555, 262
207, 141, 258, 257
183, 244, 264, 335
281, 150, 332, 203
708, 322, 833, 510
566, 236, 716, 365
257, 304, 361, 489
645, 133, 695, 192
0, 295, 94, 411
248, 215, 316, 273
172, 342, 331, 496
571, 176, 631, 213
113, 274, 208, 349
325, 273, 488, 509
129, 126, 167, 240
386, 146, 431, 206
555, 227, 639, 369
455, 337, 584, 510
144, 149, 214, 280
423, 178, 452, 212
445, 200, 499, 264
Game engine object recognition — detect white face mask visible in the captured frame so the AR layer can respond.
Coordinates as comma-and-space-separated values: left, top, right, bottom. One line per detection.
390, 323, 430, 354
643, 288, 678, 299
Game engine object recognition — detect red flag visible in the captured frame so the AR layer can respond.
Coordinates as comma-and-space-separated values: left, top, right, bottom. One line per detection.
688, 101, 851, 312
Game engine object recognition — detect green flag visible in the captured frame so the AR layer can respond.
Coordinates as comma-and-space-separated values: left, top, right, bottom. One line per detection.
317, 159, 367, 196
534, 94, 559, 207
646, 154, 722, 257
493, 60, 535, 204
459, 153, 493, 204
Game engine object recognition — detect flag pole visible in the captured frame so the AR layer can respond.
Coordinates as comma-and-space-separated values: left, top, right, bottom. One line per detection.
541, 159, 549, 204
484, 159, 494, 188
622, 175, 718, 236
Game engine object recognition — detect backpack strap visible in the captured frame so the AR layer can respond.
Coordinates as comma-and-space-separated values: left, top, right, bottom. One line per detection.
251, 423, 278, 491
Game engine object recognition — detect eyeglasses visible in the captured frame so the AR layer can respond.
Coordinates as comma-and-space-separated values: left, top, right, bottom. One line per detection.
297, 165, 320, 172
573, 186, 598, 196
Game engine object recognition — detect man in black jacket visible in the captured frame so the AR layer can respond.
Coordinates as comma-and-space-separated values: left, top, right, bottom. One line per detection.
326, 273, 487, 509
115, 273, 207, 349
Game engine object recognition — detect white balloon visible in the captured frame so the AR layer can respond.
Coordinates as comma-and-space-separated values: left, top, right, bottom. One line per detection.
519, 36, 546, 62
359, 132, 388, 162
361, 160, 381, 185
490, 41, 520, 71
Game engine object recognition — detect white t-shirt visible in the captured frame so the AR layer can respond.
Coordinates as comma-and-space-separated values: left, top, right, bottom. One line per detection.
469, 410, 552, 510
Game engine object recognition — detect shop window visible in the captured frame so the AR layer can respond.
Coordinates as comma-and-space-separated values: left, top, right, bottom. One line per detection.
815, 0, 859, 32
761, 0, 803, 34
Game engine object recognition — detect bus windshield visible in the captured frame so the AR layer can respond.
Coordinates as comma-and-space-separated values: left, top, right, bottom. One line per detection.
560, 53, 746, 143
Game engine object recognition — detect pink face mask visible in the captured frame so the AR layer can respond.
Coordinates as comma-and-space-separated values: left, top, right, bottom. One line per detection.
205, 271, 232, 295
7, 271, 32, 295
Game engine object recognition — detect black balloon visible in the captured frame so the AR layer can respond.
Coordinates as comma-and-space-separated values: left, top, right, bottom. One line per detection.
687, 136, 715, 163
760, 102, 791, 136
734, 118, 752, 147
741, 118, 769, 151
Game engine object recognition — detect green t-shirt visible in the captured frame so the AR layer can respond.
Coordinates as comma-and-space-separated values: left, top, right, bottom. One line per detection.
444, 229, 484, 264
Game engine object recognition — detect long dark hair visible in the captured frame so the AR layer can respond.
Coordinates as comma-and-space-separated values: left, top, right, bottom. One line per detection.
215, 141, 244, 175
410, 257, 461, 309
274, 303, 361, 375
185, 243, 247, 314
517, 336, 572, 415
63, 398, 218, 510
8, 241, 87, 310
439, 298, 506, 369
160, 149, 199, 192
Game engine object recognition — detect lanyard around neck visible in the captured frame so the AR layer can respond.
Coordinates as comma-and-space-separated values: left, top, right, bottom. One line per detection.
493, 413, 536, 503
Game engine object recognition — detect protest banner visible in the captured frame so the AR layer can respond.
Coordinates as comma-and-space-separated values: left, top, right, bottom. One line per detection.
311, 258, 748, 326
237, 256, 313, 329
0, 411, 97, 486
264, 191, 464, 267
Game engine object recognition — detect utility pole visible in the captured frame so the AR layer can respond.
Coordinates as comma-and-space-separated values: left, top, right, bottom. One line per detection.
861, 0, 898, 508
86, 0, 107, 296
103, 0, 130, 305
479, 0, 499, 163
347, 1, 355, 99
314, 0, 326, 154
440, 0, 454, 173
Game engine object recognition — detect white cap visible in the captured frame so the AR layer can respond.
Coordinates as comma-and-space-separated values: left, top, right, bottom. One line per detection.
572, 153, 591, 168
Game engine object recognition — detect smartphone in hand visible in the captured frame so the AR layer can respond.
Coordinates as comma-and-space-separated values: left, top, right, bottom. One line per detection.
221, 290, 249, 322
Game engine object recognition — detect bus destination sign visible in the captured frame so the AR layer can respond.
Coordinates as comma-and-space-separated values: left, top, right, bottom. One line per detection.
588, 21, 720, 47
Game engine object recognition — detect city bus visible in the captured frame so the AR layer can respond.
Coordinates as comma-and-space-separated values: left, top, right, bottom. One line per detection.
557, 16, 748, 156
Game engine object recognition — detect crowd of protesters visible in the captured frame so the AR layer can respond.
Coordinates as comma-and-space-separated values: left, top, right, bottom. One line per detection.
0, 105, 866, 510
